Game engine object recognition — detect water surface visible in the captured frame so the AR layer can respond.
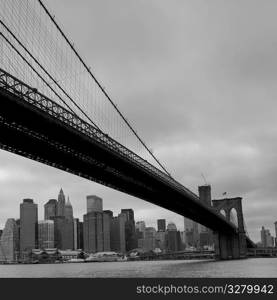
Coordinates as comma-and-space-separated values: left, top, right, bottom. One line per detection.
0, 258, 276, 277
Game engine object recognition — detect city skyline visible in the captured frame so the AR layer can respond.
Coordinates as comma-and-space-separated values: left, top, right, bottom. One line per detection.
0, 185, 275, 244
1, 0, 277, 243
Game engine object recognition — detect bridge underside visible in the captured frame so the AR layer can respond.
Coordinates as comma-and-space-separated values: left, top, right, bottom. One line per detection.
0, 85, 240, 236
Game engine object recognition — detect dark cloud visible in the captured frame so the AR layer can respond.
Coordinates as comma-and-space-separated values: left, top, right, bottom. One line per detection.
1, 0, 277, 242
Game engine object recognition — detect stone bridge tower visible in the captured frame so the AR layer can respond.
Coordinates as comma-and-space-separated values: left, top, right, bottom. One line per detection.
212, 197, 247, 259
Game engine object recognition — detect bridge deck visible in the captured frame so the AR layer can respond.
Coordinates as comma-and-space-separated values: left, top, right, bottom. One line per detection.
0, 68, 244, 235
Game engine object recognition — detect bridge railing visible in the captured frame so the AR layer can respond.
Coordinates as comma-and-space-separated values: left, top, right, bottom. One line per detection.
0, 67, 199, 201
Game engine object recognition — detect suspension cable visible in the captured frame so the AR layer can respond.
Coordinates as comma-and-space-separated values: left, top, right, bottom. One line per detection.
37, 0, 172, 177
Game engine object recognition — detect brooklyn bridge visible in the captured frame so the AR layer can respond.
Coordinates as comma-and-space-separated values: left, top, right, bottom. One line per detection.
0, 0, 256, 259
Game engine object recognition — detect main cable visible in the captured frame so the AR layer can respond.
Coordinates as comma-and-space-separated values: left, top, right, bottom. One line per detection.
37, 0, 172, 177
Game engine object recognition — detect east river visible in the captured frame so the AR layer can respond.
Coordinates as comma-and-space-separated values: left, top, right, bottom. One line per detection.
0, 258, 277, 277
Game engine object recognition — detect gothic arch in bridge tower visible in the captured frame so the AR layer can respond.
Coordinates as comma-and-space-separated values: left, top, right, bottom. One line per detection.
212, 197, 245, 234
212, 197, 247, 259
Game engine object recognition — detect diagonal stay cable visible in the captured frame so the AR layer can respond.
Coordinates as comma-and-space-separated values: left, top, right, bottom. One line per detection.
37, 0, 172, 177
0, 31, 84, 121
0, 19, 101, 130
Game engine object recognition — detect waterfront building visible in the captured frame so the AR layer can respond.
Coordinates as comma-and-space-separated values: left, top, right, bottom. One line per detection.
156, 231, 166, 250
142, 227, 156, 252
63, 197, 74, 250
44, 199, 57, 220
157, 219, 166, 232
167, 222, 178, 252
121, 209, 137, 251
20, 199, 38, 255
110, 213, 126, 253
83, 211, 111, 253
261, 226, 274, 247
184, 217, 199, 248
83, 196, 111, 253
38, 220, 54, 249
136, 221, 146, 241
51, 216, 66, 249
73, 218, 83, 250
0, 218, 19, 262
103, 211, 111, 251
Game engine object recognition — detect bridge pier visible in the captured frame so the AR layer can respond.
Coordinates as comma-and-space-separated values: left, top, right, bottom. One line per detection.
214, 231, 247, 259
212, 197, 247, 259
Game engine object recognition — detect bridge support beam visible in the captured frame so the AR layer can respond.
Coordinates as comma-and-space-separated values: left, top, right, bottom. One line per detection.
214, 231, 247, 259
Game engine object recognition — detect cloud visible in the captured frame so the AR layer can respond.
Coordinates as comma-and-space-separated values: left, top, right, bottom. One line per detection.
1, 0, 277, 243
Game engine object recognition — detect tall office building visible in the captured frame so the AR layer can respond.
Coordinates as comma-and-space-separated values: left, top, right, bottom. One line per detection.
73, 218, 83, 250
121, 209, 137, 251
157, 219, 166, 232
63, 197, 74, 250
167, 222, 177, 231
103, 211, 111, 251
136, 221, 146, 242
44, 199, 57, 220
167, 222, 178, 252
38, 220, 54, 249
136, 221, 146, 234
156, 231, 166, 250
166, 222, 182, 251
52, 216, 66, 249
83, 212, 105, 252
83, 197, 110, 253
184, 217, 199, 248
110, 213, 126, 253
261, 226, 274, 247
57, 188, 66, 217
184, 217, 194, 231
65, 197, 73, 221
20, 199, 38, 254
0, 218, 19, 262
87, 195, 103, 213
143, 227, 157, 251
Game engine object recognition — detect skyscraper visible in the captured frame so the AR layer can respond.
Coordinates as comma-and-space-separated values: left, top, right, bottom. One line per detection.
57, 188, 66, 217
184, 217, 199, 248
20, 199, 38, 255
0, 218, 19, 262
83, 212, 103, 253
38, 220, 54, 249
157, 219, 166, 232
166, 222, 182, 251
274, 221, 277, 247
87, 195, 103, 213
73, 218, 83, 250
44, 199, 57, 220
65, 197, 73, 221
143, 227, 157, 251
83, 196, 110, 253
110, 213, 126, 253
261, 226, 274, 247
136, 221, 146, 243
103, 211, 111, 251
121, 209, 137, 251
63, 197, 74, 250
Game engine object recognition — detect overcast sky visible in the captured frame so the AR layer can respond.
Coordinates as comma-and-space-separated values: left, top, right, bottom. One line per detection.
1, 0, 277, 242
